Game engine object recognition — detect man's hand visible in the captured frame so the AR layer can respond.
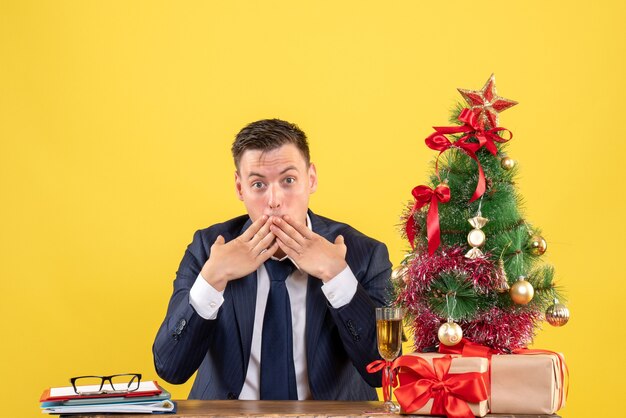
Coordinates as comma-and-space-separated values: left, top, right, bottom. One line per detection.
270, 215, 348, 282
200, 215, 278, 291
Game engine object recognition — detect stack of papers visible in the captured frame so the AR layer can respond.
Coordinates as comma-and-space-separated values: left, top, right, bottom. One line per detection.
40, 381, 176, 414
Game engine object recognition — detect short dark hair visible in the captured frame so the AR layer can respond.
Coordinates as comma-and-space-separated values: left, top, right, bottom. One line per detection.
231, 119, 310, 170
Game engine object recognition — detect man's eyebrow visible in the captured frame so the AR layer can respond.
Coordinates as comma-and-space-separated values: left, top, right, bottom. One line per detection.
279, 166, 299, 175
247, 171, 266, 179
247, 166, 299, 178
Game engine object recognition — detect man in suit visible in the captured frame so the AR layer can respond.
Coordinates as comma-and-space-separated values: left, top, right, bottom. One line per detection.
153, 119, 392, 400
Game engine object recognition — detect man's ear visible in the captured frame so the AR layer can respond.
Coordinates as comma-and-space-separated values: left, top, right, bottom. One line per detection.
308, 163, 318, 193
234, 171, 244, 201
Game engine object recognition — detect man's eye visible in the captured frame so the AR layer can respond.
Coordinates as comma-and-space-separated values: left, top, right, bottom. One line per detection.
252, 182, 264, 189
284, 177, 296, 184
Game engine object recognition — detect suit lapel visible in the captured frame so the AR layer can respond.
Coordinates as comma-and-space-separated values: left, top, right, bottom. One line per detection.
305, 276, 326, 367
305, 211, 335, 368
229, 217, 257, 371
230, 271, 257, 369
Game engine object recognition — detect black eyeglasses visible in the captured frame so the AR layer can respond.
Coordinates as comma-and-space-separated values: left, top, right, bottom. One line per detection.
70, 373, 142, 395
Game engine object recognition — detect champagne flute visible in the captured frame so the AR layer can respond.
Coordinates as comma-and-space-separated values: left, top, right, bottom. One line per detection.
376, 307, 403, 413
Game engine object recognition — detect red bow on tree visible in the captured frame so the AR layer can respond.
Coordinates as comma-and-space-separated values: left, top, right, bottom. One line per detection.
405, 184, 450, 255
392, 355, 488, 418
425, 108, 512, 202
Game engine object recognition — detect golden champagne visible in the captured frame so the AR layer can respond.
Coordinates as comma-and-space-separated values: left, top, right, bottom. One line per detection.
377, 318, 402, 361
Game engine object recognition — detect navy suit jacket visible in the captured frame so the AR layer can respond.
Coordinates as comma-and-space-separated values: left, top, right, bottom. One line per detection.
153, 211, 392, 400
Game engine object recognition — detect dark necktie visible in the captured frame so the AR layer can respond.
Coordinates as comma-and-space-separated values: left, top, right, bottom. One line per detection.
260, 259, 298, 400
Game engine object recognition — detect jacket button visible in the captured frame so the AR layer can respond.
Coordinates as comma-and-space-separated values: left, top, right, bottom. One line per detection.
227, 392, 237, 400
346, 319, 360, 341
346, 319, 356, 333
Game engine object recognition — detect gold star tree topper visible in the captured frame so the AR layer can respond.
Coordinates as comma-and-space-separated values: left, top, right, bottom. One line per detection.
457, 74, 518, 129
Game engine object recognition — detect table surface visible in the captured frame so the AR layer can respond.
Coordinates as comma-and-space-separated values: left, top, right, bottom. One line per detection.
64, 400, 561, 418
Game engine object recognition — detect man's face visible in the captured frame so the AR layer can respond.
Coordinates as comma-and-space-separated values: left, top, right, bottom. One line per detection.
235, 143, 317, 224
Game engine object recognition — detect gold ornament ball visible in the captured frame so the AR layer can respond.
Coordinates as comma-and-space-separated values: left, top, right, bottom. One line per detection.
501, 156, 516, 170
510, 277, 534, 305
438, 320, 463, 346
391, 265, 408, 284
528, 235, 548, 256
467, 228, 486, 247
545, 300, 570, 327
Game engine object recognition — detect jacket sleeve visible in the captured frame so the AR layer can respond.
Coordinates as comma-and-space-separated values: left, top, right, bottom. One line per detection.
327, 239, 393, 387
152, 229, 219, 384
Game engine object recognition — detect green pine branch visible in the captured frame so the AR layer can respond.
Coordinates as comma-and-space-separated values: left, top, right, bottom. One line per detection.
427, 271, 496, 320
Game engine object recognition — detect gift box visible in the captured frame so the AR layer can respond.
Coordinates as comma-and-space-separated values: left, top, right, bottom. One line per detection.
490, 351, 567, 414
394, 353, 489, 418
437, 339, 568, 415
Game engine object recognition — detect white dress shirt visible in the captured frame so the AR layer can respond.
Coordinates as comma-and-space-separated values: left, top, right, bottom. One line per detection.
189, 217, 358, 400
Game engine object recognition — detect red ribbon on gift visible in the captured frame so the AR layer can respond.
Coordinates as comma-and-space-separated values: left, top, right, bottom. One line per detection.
366, 360, 397, 402
438, 338, 496, 359
392, 355, 488, 418
425, 108, 512, 202
405, 184, 451, 255
439, 337, 496, 397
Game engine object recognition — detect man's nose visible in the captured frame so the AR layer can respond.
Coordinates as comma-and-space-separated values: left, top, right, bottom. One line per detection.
268, 184, 282, 208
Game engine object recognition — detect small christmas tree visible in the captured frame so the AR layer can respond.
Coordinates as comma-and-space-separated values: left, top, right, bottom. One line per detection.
396, 74, 570, 353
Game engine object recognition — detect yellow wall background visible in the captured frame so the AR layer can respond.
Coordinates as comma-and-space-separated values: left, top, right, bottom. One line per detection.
1, 1, 624, 416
